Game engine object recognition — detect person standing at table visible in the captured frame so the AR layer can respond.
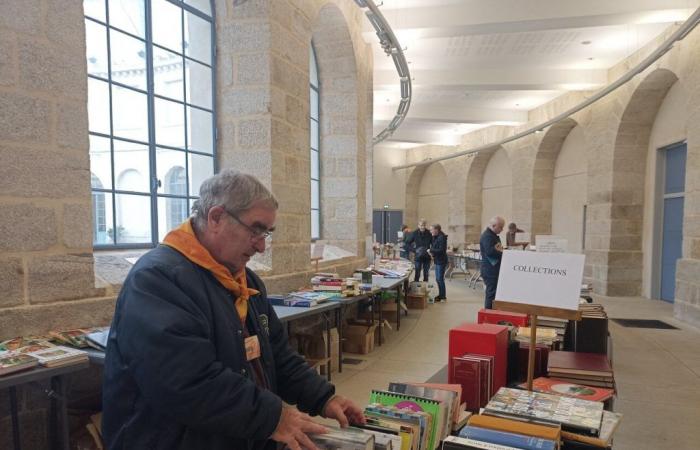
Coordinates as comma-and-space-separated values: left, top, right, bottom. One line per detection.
479, 216, 505, 309
505, 222, 528, 249
429, 224, 448, 302
102, 169, 364, 450
410, 219, 433, 282
399, 224, 412, 259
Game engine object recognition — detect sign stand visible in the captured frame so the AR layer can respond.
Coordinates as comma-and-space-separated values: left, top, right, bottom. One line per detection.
493, 300, 581, 391
311, 257, 322, 273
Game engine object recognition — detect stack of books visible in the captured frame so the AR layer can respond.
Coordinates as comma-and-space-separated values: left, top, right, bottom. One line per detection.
547, 351, 615, 389
269, 291, 338, 307
444, 413, 561, 450
522, 377, 615, 403
24, 345, 89, 368
515, 327, 560, 347
451, 354, 493, 412
0, 353, 39, 377
311, 274, 345, 292
309, 426, 375, 450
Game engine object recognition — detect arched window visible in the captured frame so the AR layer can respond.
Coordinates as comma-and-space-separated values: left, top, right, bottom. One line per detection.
91, 173, 108, 244
310, 43, 321, 240
165, 166, 188, 230
85, 0, 215, 248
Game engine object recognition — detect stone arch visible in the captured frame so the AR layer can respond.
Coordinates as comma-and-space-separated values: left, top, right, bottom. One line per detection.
311, 2, 363, 255
481, 147, 513, 242
531, 118, 579, 237
416, 162, 449, 229
463, 150, 493, 243
405, 165, 428, 229
605, 68, 680, 295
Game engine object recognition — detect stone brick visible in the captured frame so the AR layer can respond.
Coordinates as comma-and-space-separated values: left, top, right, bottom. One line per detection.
63, 203, 92, 250
271, 22, 308, 70
220, 21, 271, 53
0, 144, 90, 198
219, 53, 234, 87
336, 158, 357, 177
19, 39, 85, 95
0, 29, 17, 86
271, 56, 307, 99
28, 254, 98, 304
230, 0, 271, 19
221, 88, 270, 117
0, 258, 24, 308
323, 135, 357, 157
238, 119, 271, 149
334, 199, 358, 219
0, 92, 51, 143
323, 177, 357, 198
237, 53, 270, 85
323, 220, 357, 240
46, 0, 86, 48
0, 296, 116, 341
0, 204, 57, 252
56, 100, 89, 150
285, 94, 306, 128
0, 0, 42, 34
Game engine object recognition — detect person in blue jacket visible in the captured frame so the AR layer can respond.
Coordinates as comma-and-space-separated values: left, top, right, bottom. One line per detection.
429, 224, 448, 302
102, 170, 364, 450
479, 216, 505, 309
409, 219, 433, 282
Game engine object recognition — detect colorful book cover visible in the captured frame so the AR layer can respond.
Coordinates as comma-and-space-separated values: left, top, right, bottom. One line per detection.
370, 390, 442, 450
0, 353, 39, 376
521, 377, 614, 402
459, 425, 557, 450
389, 382, 456, 439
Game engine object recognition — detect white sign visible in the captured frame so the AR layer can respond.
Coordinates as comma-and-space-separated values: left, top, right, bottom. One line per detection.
536, 235, 569, 253
311, 241, 325, 259
515, 232, 531, 243
495, 250, 585, 311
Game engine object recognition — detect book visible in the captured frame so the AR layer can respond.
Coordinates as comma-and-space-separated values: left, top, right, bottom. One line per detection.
547, 352, 613, 378
369, 390, 443, 450
467, 414, 561, 443
459, 425, 557, 450
309, 426, 374, 450
484, 388, 603, 437
388, 382, 457, 440
454, 410, 473, 431
521, 377, 614, 402
353, 425, 402, 450
449, 324, 509, 395
85, 328, 110, 351
365, 405, 422, 450
451, 356, 482, 412
25, 345, 88, 368
0, 353, 39, 376
49, 328, 94, 348
404, 383, 463, 425
542, 376, 614, 389
442, 435, 521, 450
560, 411, 622, 448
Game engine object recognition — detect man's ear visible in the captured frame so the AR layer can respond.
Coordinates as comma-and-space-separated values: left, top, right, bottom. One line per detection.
207, 205, 227, 231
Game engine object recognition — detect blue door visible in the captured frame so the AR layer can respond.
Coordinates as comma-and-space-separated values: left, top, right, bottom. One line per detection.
660, 143, 686, 302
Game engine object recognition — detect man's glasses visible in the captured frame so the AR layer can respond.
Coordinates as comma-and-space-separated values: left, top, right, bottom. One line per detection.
222, 207, 273, 241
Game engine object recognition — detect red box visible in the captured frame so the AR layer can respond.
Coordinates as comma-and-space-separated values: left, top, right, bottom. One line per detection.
448, 323, 509, 397
477, 308, 529, 327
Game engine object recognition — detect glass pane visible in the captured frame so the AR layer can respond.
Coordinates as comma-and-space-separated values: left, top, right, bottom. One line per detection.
310, 46, 318, 88
311, 209, 320, 240
186, 0, 211, 15
311, 179, 319, 209
310, 118, 319, 150
92, 191, 114, 245
152, 0, 182, 52
156, 147, 187, 194
185, 58, 212, 109
112, 85, 149, 142
114, 140, 150, 192
188, 153, 213, 195
89, 135, 112, 189
153, 46, 184, 101
85, 20, 108, 76
310, 149, 319, 179
87, 78, 110, 134
158, 196, 189, 241
109, 28, 147, 90
108, 0, 145, 38
184, 11, 211, 64
84, 0, 106, 22
187, 106, 213, 154
665, 144, 687, 194
115, 193, 152, 244
310, 88, 319, 120
155, 97, 185, 148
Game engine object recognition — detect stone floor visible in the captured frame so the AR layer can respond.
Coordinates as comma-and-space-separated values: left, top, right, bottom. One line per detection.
322, 274, 700, 450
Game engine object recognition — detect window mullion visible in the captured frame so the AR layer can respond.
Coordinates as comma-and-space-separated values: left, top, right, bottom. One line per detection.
145, 0, 159, 246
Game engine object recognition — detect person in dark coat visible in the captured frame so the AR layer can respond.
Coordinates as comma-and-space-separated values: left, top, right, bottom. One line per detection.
102, 170, 364, 450
429, 224, 448, 302
399, 224, 412, 259
479, 216, 505, 309
410, 219, 433, 282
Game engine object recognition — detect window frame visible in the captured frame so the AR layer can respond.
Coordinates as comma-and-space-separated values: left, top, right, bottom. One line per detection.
310, 42, 321, 241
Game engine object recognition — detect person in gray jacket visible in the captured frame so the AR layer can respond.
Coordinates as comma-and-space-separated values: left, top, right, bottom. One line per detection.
103, 170, 363, 450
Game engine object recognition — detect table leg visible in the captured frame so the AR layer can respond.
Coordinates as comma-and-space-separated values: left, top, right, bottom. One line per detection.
49, 376, 70, 450
396, 286, 401, 331
377, 294, 383, 346
324, 312, 332, 382
337, 307, 343, 373
9, 386, 21, 450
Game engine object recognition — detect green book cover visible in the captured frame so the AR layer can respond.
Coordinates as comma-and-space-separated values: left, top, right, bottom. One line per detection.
369, 389, 442, 450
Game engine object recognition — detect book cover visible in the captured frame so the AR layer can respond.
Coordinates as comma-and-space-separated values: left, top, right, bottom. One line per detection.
368, 391, 442, 450
442, 435, 522, 450
365, 405, 423, 450
449, 324, 509, 394
484, 388, 603, 436
310, 426, 374, 450
521, 377, 614, 402
467, 414, 561, 442
388, 382, 456, 439
406, 383, 463, 424
25, 345, 88, 367
560, 411, 622, 447
0, 353, 39, 376
547, 352, 612, 377
451, 356, 482, 411
459, 425, 557, 450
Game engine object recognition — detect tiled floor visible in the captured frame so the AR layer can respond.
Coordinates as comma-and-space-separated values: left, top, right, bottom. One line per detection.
325, 276, 700, 450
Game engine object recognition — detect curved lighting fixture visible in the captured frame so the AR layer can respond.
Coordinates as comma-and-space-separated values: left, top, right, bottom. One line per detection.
355, 0, 412, 144
392, 7, 700, 171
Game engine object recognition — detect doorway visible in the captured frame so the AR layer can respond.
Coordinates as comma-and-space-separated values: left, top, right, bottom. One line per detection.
373, 209, 404, 245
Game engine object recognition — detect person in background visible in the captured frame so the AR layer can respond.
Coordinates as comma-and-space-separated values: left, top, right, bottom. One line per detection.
429, 224, 448, 302
399, 224, 412, 259
411, 219, 433, 282
505, 222, 528, 249
102, 170, 364, 450
479, 216, 505, 309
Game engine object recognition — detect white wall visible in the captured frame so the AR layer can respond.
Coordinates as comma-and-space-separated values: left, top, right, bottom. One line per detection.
373, 144, 406, 210
481, 148, 512, 242
417, 163, 449, 229
642, 81, 688, 298
552, 125, 588, 253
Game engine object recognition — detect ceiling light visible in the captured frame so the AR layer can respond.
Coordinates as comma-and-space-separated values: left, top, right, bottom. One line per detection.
588, 57, 595, 60
581, 40, 592, 45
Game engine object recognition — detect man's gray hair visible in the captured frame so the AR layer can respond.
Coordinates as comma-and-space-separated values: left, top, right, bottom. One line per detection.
418, 218, 427, 226
489, 216, 505, 227
191, 169, 278, 228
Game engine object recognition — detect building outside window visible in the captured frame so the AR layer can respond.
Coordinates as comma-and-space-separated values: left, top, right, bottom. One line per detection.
84, 0, 216, 247
310, 43, 321, 240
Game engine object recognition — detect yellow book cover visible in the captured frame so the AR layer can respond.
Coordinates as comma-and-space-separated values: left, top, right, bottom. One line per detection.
468, 414, 561, 443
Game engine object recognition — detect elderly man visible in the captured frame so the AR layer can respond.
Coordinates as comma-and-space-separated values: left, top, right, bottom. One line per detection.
103, 170, 364, 450
407, 219, 433, 282
479, 216, 505, 309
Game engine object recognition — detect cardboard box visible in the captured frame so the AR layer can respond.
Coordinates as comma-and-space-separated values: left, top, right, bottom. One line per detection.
343, 322, 377, 354
406, 294, 428, 309
409, 281, 428, 295
448, 323, 509, 397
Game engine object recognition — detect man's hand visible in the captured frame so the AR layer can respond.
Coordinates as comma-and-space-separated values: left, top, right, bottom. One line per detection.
495, 243, 503, 252
323, 395, 366, 428
271, 407, 327, 450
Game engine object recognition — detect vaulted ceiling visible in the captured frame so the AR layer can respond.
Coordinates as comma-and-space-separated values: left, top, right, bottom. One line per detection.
364, 0, 699, 148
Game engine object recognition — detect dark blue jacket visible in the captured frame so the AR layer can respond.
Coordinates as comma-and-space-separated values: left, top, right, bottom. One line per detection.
408, 229, 433, 261
480, 227, 502, 277
102, 245, 335, 450
429, 232, 448, 265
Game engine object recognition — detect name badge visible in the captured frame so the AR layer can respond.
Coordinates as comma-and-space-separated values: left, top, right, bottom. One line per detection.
244, 335, 261, 361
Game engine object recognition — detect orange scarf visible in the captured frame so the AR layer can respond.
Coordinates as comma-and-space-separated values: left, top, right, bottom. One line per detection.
162, 219, 259, 323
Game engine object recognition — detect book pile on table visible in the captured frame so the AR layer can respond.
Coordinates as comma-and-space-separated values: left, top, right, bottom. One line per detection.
547, 351, 615, 389
451, 354, 493, 412
0, 336, 89, 375
515, 327, 561, 347
0, 353, 39, 376
445, 412, 561, 450
268, 291, 338, 307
